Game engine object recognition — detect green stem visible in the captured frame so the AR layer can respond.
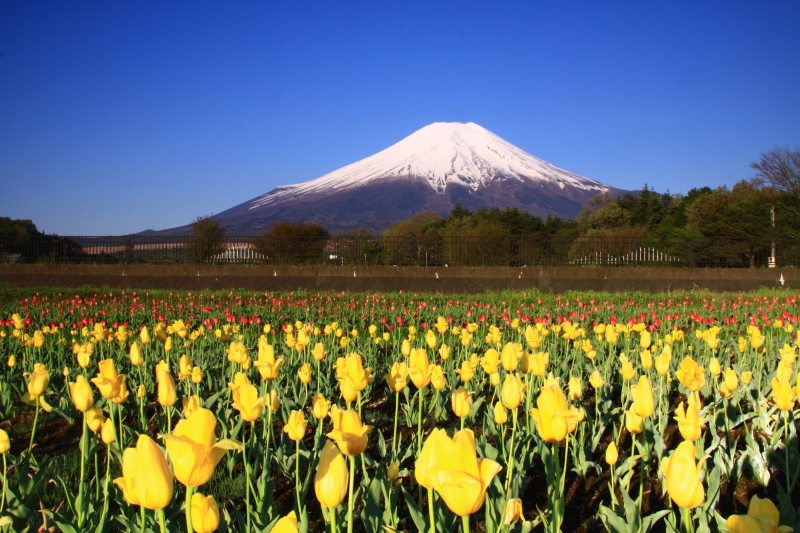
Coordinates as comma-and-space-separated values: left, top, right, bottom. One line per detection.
347, 454, 356, 533
0, 454, 7, 515
243, 435, 251, 533
330, 506, 336, 533
295, 439, 301, 514
505, 408, 517, 495
417, 389, 424, 455
462, 514, 470, 533
157, 508, 168, 533
27, 401, 40, 457
561, 433, 570, 497
77, 413, 87, 526
392, 391, 400, 458
139, 505, 145, 533
185, 485, 194, 533
681, 506, 694, 533
428, 487, 435, 533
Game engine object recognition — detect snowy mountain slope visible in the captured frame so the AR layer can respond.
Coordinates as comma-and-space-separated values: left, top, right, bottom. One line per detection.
246, 122, 610, 210
154, 122, 629, 235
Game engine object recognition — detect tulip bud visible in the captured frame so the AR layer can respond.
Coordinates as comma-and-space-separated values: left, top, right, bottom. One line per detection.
26, 365, 50, 397
661, 440, 706, 508
387, 462, 400, 482
631, 375, 654, 417
605, 441, 618, 465
741, 371, 753, 385
69, 375, 95, 412
501, 374, 525, 410
7, 355, 15, 368
504, 498, 523, 525
297, 363, 312, 384
101, 418, 116, 444
312, 394, 331, 420
314, 441, 348, 509
284, 410, 308, 441
140, 327, 150, 344
709, 357, 721, 376
452, 387, 473, 418
589, 370, 604, 389
164, 337, 173, 352
86, 407, 105, 433
272, 511, 299, 533
568, 377, 582, 401
137, 384, 146, 398
640, 349, 653, 369
63, 366, 70, 377
494, 401, 508, 424
268, 390, 280, 412
0, 429, 9, 454
157, 371, 177, 407
191, 493, 220, 533
130, 342, 144, 366
625, 410, 643, 434
191, 366, 203, 384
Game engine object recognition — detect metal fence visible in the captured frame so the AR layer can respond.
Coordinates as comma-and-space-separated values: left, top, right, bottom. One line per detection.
1, 235, 797, 268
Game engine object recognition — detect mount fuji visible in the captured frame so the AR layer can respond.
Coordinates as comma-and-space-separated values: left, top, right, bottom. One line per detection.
160, 122, 629, 234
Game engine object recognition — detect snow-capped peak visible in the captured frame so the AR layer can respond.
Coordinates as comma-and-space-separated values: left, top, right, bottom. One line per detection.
250, 122, 608, 209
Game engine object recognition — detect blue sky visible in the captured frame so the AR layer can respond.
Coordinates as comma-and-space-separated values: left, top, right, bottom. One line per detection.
1, 1, 798, 235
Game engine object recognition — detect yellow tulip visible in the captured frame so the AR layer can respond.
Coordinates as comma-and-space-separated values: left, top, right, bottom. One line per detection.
163, 408, 242, 487
191, 366, 203, 384
620, 361, 635, 381
338, 353, 372, 393
91, 359, 125, 399
315, 441, 348, 509
568, 376, 582, 401
725, 495, 793, 533
675, 401, 706, 441
439, 344, 451, 360
387, 462, 400, 482
178, 355, 193, 380
327, 409, 373, 456
272, 511, 299, 533
0, 429, 9, 454
312, 394, 331, 420
640, 349, 653, 369
297, 363, 312, 384
741, 371, 753, 385
284, 410, 308, 441
130, 342, 143, 366
504, 498, 523, 525
386, 362, 408, 392
589, 371, 604, 389
190, 493, 220, 533
137, 384, 146, 398
480, 349, 500, 375
157, 370, 177, 407
661, 440, 706, 509
709, 358, 721, 376
416, 428, 449, 489
182, 396, 202, 418
7, 355, 15, 368
500, 342, 519, 371
631, 375, 654, 417
723, 368, 738, 393
640, 330, 651, 349
625, 410, 644, 434
76, 344, 92, 368
307, 342, 326, 361
655, 352, 671, 376
113, 447, 141, 506
430, 365, 446, 390
267, 390, 280, 412
101, 418, 116, 444
529, 379, 578, 443
164, 337, 173, 352
494, 402, 508, 425
401, 339, 411, 356
452, 387, 473, 418
456, 360, 475, 382
131, 435, 174, 509
86, 407, 105, 432
605, 441, 618, 465
232, 383, 265, 422
11, 313, 25, 330
501, 374, 525, 410
675, 357, 705, 392
26, 364, 50, 397
69, 375, 94, 412
431, 429, 502, 516
408, 349, 432, 388
771, 377, 796, 411
253, 341, 284, 381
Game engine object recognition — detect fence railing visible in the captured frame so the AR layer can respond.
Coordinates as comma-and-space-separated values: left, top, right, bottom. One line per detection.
0, 235, 796, 268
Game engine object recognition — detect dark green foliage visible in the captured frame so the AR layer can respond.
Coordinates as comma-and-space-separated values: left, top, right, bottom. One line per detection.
185, 215, 228, 264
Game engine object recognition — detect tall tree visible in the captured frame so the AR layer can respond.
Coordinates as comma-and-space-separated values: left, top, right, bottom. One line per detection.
750, 147, 800, 214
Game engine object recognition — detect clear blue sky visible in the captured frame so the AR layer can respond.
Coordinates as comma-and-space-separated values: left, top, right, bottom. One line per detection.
1, 1, 798, 235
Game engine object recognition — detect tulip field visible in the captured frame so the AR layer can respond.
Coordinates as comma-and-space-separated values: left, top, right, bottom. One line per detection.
1, 286, 800, 533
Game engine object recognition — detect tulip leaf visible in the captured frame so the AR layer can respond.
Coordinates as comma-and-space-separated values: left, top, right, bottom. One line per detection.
362, 464, 384, 533
203, 388, 226, 410
401, 486, 427, 532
